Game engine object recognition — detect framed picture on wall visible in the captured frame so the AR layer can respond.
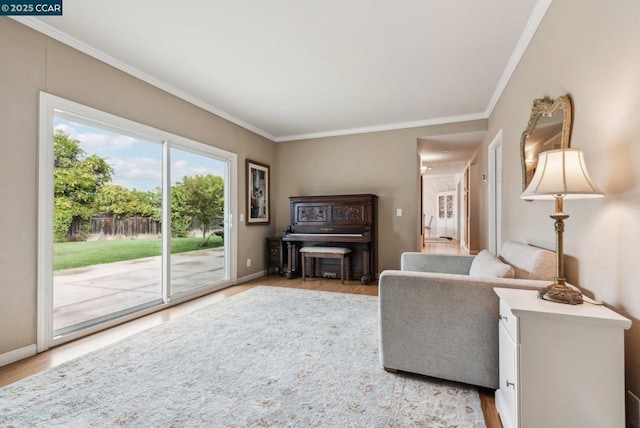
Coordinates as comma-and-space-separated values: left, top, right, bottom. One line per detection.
246, 159, 270, 225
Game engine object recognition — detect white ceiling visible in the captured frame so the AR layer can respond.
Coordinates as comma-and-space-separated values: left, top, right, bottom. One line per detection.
419, 131, 486, 176
19, 0, 550, 145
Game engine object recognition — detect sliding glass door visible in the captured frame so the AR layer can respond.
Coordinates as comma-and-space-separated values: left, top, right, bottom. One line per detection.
169, 147, 228, 297
39, 93, 236, 349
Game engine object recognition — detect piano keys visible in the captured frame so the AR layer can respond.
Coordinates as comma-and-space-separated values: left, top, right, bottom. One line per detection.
282, 194, 378, 284
283, 233, 367, 240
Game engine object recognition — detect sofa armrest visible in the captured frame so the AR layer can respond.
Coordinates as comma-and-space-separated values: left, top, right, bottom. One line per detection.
401, 252, 475, 274
378, 269, 549, 388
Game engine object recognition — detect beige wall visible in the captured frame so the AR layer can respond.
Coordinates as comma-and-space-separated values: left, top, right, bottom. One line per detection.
275, 120, 486, 275
0, 18, 276, 354
478, 0, 640, 396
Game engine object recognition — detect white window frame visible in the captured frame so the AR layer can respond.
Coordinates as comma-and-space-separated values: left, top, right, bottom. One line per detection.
38, 92, 237, 351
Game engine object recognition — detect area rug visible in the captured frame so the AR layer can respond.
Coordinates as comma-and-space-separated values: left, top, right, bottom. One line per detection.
0, 286, 485, 427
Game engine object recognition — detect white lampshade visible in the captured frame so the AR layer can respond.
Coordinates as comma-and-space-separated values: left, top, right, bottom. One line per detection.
521, 148, 604, 200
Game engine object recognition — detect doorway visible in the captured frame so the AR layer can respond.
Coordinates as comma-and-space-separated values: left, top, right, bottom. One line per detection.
435, 191, 457, 239
421, 174, 459, 245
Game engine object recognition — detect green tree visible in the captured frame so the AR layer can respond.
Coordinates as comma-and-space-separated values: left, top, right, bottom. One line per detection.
53, 130, 112, 241
171, 174, 224, 245
93, 184, 135, 218
93, 185, 161, 219
170, 184, 191, 238
132, 187, 162, 221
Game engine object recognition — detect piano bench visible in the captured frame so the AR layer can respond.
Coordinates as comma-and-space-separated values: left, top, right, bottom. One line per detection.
299, 247, 352, 284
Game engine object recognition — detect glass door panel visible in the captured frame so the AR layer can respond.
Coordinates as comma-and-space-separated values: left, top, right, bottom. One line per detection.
52, 117, 163, 335
169, 147, 227, 297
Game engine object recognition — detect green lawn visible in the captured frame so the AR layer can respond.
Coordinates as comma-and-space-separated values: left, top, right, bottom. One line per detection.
54, 236, 223, 271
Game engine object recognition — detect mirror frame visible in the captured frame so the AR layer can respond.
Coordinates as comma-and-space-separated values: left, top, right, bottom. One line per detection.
520, 94, 573, 192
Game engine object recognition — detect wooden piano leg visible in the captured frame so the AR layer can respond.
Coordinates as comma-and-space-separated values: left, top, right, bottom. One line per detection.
361, 247, 371, 284
342, 253, 351, 284
301, 252, 306, 281
285, 242, 298, 279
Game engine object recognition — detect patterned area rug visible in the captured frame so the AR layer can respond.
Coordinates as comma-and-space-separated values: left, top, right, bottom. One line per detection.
0, 286, 485, 427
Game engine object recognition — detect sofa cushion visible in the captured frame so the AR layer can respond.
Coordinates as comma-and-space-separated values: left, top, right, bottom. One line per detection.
469, 250, 515, 278
499, 241, 555, 280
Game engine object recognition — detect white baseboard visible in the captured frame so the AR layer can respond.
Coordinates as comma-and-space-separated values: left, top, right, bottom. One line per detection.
237, 270, 266, 284
0, 344, 37, 367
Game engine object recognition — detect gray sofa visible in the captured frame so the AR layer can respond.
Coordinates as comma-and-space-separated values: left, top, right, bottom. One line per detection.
378, 241, 556, 389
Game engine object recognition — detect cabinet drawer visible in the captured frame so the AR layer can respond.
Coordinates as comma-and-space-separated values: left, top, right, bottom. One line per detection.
499, 298, 518, 342
268, 247, 280, 261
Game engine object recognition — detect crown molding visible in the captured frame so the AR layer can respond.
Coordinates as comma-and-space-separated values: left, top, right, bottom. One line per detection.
11, 16, 277, 142
484, 0, 553, 117
275, 112, 488, 142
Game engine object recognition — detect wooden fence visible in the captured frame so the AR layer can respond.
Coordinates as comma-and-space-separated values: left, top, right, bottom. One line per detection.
70, 213, 161, 239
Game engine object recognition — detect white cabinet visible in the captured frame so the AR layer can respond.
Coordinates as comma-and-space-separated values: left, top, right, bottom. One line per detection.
494, 288, 631, 428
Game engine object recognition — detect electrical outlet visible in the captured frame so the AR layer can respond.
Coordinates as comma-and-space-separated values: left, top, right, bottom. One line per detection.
629, 390, 640, 428
246, 258, 252, 268
396, 208, 403, 217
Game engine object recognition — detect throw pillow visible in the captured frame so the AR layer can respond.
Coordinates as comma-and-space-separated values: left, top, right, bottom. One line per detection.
469, 249, 515, 278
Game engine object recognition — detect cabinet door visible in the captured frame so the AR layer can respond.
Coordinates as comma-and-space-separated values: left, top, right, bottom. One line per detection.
498, 322, 518, 428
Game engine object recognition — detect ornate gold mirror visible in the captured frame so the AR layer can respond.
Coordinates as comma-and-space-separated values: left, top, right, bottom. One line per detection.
521, 95, 573, 192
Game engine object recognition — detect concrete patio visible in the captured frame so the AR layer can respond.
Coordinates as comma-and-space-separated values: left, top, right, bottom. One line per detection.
54, 247, 226, 332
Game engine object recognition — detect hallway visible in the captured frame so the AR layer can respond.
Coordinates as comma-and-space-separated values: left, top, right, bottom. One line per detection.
422, 239, 469, 255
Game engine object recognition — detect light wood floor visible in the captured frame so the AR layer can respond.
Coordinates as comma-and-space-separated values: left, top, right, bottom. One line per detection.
0, 274, 500, 427
422, 238, 469, 255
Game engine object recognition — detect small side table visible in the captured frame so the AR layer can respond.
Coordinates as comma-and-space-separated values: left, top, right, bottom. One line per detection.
265, 237, 283, 276
494, 287, 631, 428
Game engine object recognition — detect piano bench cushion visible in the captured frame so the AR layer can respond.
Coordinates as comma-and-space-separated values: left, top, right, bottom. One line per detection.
299, 247, 351, 254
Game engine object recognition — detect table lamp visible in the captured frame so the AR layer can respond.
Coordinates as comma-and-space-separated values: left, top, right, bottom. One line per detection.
521, 148, 604, 304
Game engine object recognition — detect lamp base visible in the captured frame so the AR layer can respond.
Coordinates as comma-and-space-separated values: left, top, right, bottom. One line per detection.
537, 283, 583, 305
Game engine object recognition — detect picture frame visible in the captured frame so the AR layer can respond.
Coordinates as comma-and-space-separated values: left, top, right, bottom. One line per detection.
246, 159, 270, 225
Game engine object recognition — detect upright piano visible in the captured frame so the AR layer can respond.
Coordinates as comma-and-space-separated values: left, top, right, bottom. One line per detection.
282, 194, 378, 284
